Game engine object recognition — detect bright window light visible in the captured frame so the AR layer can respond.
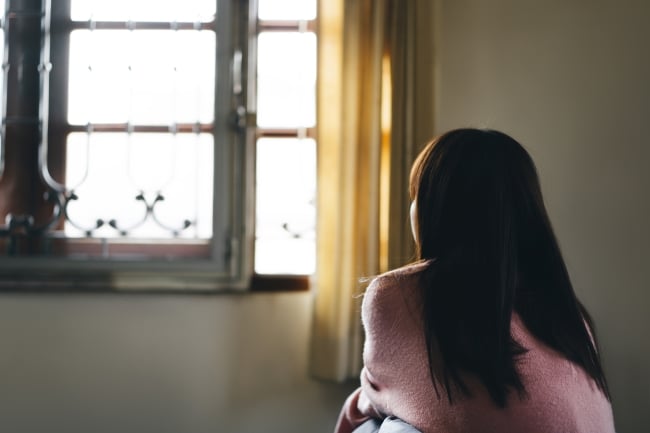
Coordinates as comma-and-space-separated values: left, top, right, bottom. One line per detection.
257, 32, 317, 128
258, 0, 317, 21
255, 138, 316, 274
71, 0, 215, 22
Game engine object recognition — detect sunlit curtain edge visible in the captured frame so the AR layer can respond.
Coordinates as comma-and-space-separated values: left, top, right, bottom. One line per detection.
309, 0, 435, 382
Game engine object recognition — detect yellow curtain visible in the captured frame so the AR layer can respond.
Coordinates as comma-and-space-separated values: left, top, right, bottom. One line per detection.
310, 0, 435, 381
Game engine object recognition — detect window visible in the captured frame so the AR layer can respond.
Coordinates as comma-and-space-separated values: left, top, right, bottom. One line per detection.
0, 0, 317, 290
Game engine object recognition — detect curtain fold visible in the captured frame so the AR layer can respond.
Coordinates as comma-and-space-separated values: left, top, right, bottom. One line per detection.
310, 0, 435, 382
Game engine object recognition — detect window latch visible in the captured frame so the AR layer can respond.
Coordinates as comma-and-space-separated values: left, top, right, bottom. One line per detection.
230, 49, 247, 131
233, 49, 243, 96
231, 105, 247, 131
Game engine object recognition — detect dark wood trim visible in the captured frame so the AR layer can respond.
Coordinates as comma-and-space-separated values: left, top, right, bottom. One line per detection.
0, 0, 50, 255
250, 274, 310, 292
50, 238, 212, 259
66, 20, 217, 31
256, 127, 316, 139
258, 20, 317, 33
66, 123, 214, 134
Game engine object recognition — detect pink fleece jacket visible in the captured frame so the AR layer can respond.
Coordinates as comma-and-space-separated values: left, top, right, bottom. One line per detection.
335, 263, 615, 433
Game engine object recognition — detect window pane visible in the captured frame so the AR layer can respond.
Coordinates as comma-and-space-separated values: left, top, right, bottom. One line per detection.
68, 30, 215, 125
255, 138, 315, 275
257, 32, 316, 128
64, 133, 214, 239
71, 0, 215, 22
258, 0, 316, 20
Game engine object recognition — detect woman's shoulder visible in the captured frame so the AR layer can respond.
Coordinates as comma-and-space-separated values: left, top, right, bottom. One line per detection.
369, 260, 433, 290
361, 262, 431, 356
362, 260, 433, 315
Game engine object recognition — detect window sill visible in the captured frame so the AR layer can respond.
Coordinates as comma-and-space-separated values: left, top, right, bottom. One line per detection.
250, 274, 310, 292
0, 268, 311, 293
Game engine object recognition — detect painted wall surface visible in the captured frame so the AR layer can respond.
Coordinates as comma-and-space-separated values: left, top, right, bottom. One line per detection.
0, 292, 356, 433
433, 0, 650, 432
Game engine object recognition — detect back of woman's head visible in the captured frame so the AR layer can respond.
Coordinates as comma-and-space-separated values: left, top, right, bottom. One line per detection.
409, 128, 609, 407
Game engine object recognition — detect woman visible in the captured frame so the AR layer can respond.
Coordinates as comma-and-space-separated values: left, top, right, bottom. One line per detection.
335, 129, 615, 433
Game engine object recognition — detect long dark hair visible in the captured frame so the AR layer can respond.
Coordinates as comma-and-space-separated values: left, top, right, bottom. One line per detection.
409, 128, 610, 407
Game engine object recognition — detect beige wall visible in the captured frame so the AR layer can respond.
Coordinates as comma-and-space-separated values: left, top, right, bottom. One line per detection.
433, 0, 650, 431
0, 292, 355, 433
